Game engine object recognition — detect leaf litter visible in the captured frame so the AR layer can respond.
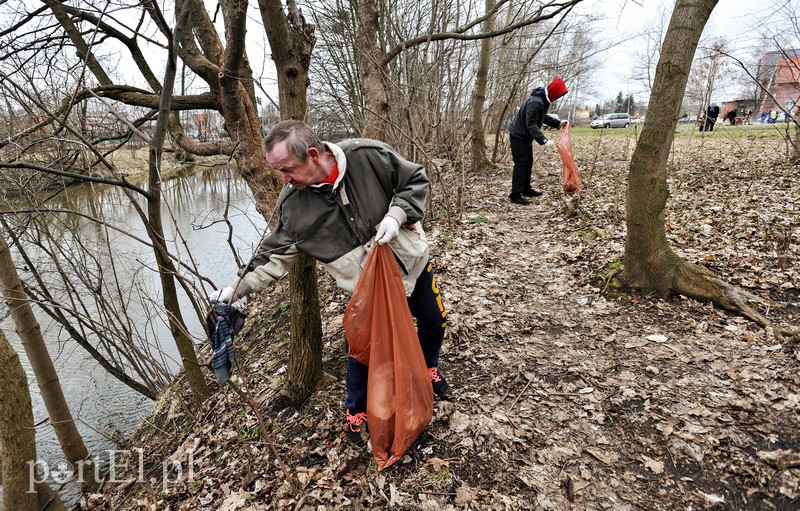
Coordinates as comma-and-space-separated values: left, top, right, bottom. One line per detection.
85, 128, 799, 510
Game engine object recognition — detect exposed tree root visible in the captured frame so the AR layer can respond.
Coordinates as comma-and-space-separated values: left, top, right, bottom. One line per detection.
672, 261, 798, 341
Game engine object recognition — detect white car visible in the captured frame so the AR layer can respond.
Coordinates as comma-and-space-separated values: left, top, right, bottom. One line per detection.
590, 113, 631, 129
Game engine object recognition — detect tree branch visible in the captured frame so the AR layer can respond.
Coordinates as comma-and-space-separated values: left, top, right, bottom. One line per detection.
381, 0, 584, 65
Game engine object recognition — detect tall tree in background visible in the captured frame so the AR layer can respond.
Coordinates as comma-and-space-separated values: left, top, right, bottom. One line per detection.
686, 38, 729, 118
620, 0, 789, 333
142, 1, 210, 403
356, 0, 586, 142
258, 0, 324, 403
613, 91, 625, 112
469, 0, 496, 171
631, 2, 670, 95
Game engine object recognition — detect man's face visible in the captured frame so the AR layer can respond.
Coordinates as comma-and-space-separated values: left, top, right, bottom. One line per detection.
266, 140, 325, 189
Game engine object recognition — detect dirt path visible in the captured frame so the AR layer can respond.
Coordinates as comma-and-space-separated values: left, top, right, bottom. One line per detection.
95, 132, 799, 510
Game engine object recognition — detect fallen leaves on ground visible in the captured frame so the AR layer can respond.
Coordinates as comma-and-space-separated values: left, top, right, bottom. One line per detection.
87, 127, 799, 510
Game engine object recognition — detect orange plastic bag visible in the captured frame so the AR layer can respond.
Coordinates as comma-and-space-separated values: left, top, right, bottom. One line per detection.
343, 244, 434, 470
556, 124, 581, 195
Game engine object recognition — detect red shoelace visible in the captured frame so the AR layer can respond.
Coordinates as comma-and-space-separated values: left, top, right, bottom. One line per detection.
346, 411, 367, 432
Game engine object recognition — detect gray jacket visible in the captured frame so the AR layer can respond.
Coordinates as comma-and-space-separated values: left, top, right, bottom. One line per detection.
235, 139, 430, 298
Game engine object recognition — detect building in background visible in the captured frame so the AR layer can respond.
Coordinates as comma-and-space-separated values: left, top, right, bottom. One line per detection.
756, 49, 799, 119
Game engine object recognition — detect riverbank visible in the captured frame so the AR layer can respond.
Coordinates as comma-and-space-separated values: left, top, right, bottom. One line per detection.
82, 128, 799, 510
0, 146, 233, 200
1, 156, 260, 508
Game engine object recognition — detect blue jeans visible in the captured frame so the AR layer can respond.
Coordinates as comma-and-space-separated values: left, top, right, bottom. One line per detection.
345, 261, 446, 413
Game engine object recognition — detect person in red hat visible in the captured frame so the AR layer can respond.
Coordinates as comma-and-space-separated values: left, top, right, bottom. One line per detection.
507, 77, 569, 205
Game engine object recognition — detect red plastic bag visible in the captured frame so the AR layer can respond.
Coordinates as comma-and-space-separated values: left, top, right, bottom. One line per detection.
343, 244, 434, 469
556, 124, 581, 195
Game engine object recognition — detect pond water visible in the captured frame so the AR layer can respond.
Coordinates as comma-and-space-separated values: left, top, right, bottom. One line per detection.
0, 166, 266, 505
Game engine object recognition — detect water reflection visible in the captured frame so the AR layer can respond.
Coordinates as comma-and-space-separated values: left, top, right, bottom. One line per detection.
0, 166, 266, 505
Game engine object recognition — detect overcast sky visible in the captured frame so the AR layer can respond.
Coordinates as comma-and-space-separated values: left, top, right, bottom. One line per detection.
587, 0, 799, 105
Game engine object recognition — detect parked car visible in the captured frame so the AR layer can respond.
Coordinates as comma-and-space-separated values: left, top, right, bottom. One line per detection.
678, 115, 698, 124
590, 113, 631, 129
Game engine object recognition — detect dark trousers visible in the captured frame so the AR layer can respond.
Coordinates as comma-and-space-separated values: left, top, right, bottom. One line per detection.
345, 261, 446, 413
509, 134, 534, 196
704, 118, 716, 131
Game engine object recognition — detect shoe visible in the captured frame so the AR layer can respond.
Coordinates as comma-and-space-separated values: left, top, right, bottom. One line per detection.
522, 189, 543, 197
509, 194, 530, 205
345, 410, 367, 447
428, 367, 451, 398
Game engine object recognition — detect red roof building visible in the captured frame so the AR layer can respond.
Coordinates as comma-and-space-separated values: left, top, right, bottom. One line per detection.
756, 49, 799, 118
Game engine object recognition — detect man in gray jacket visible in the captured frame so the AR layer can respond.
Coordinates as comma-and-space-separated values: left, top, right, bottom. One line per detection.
211, 120, 449, 446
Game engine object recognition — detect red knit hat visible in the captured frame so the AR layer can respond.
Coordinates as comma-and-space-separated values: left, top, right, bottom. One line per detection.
546, 77, 568, 102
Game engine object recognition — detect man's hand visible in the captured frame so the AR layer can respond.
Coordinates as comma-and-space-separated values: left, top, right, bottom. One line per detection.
375, 216, 400, 245
560, 120, 570, 128
544, 139, 555, 147
209, 286, 235, 303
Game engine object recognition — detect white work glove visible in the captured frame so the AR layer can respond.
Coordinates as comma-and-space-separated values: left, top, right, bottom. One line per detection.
544, 139, 555, 147
375, 216, 400, 245
560, 120, 570, 129
209, 286, 235, 303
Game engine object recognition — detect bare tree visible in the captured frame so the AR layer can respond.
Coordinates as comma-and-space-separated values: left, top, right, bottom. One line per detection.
355, 0, 586, 142
0, 223, 97, 494
0, 2, 211, 402
0, 325, 42, 511
686, 37, 729, 117
141, 1, 210, 402
0, 0, 349, 429
619, 0, 796, 338
469, 0, 495, 172
0, 329, 67, 511
631, 3, 670, 96
257, 0, 324, 403
720, 0, 800, 161
1, 214, 172, 400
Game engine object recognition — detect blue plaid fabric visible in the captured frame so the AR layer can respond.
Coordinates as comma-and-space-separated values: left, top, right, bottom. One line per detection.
206, 301, 246, 383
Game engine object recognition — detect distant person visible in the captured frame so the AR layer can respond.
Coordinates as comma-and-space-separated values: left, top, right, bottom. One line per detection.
726, 108, 737, 126
760, 111, 768, 124
769, 109, 778, 124
704, 103, 720, 132
507, 77, 570, 205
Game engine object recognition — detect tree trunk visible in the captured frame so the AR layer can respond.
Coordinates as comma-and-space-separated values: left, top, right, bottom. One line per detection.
487, 1, 515, 160
144, 170, 210, 404
259, 0, 324, 402
285, 253, 323, 399
356, 0, 391, 140
0, 328, 40, 511
623, 0, 718, 293
618, 0, 788, 333
0, 231, 96, 494
0, 461, 67, 511
145, 3, 209, 403
469, 0, 495, 172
